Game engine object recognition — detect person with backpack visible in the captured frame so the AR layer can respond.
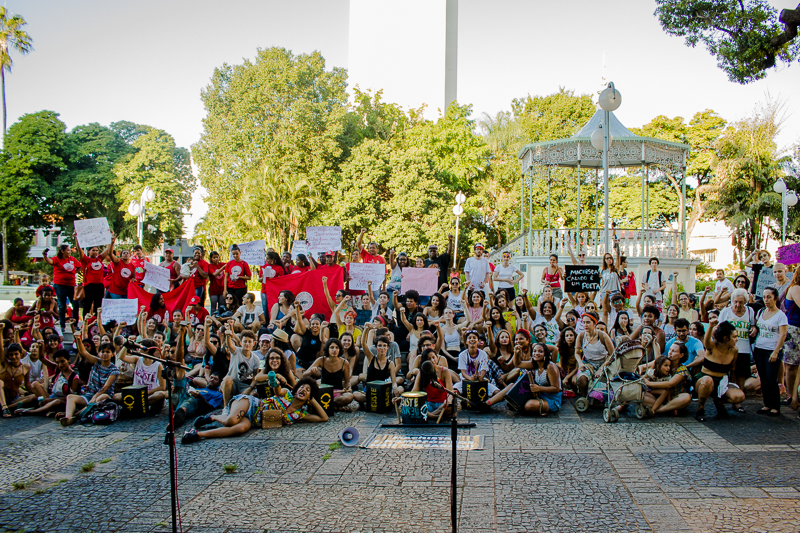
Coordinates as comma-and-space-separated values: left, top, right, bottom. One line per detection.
641, 257, 667, 311
59, 342, 119, 426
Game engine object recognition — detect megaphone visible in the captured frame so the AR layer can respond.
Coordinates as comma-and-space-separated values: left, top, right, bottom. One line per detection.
339, 426, 360, 447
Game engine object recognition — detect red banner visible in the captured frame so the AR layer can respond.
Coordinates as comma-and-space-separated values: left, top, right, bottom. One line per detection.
127, 280, 196, 316
262, 267, 344, 320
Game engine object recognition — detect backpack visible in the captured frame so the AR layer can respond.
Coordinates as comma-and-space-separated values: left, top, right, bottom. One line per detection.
79, 400, 120, 425
645, 270, 663, 289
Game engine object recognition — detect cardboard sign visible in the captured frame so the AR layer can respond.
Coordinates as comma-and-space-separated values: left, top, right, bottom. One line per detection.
306, 226, 341, 253
74, 217, 112, 248
101, 298, 138, 325
565, 265, 601, 292
236, 240, 265, 266
291, 240, 309, 260
400, 267, 439, 296
142, 262, 171, 292
754, 265, 776, 298
348, 262, 386, 291
777, 243, 800, 265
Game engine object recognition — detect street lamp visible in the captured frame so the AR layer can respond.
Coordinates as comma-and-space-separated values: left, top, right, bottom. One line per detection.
595, 82, 622, 253
773, 178, 797, 246
128, 186, 156, 247
453, 191, 466, 269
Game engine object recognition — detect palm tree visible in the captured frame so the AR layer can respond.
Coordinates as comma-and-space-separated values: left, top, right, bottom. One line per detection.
0, 7, 32, 284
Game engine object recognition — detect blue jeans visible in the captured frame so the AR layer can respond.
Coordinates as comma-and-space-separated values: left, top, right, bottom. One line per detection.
261, 294, 269, 318
54, 284, 77, 329
194, 287, 206, 306
108, 292, 126, 300
210, 294, 222, 315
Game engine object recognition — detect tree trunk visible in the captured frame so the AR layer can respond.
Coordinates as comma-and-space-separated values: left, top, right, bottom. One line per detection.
2, 66, 6, 143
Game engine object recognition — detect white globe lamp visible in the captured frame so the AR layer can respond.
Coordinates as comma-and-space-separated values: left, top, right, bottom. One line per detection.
598, 83, 622, 112
774, 178, 787, 194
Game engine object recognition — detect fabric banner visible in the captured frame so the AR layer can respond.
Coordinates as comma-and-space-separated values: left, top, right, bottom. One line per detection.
261, 267, 345, 320
400, 267, 439, 296
128, 278, 196, 317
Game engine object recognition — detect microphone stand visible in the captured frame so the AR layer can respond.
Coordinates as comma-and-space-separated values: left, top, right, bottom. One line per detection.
129, 349, 189, 533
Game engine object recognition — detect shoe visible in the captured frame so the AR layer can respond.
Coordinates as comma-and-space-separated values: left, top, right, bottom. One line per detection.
767, 409, 781, 417
733, 406, 746, 413
756, 408, 771, 415
194, 414, 214, 428
695, 408, 705, 422
181, 429, 200, 445
781, 398, 792, 406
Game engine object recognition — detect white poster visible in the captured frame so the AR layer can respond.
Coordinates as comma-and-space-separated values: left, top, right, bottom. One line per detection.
236, 240, 265, 266
306, 226, 342, 253
291, 240, 309, 259
142, 262, 171, 292
348, 263, 386, 291
100, 298, 138, 325
74, 217, 112, 248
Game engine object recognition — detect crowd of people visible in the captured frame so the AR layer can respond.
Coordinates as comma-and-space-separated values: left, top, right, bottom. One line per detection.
1, 226, 798, 444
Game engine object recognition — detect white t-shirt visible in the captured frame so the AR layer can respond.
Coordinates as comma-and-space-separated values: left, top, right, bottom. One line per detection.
457, 348, 490, 375
227, 347, 262, 382
495, 264, 518, 289
714, 278, 734, 295
446, 290, 464, 312
719, 306, 755, 354
236, 305, 264, 327
644, 270, 664, 301
21, 355, 43, 382
464, 257, 491, 290
132, 357, 161, 391
754, 309, 788, 351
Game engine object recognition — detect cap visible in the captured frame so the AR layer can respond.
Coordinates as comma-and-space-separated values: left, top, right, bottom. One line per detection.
325, 251, 335, 256
428, 244, 438, 250
188, 296, 201, 305
165, 248, 174, 253
259, 334, 272, 342
474, 243, 484, 250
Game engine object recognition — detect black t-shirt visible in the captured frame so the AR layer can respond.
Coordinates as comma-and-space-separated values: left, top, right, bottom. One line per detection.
424, 253, 451, 289
204, 348, 230, 379
297, 330, 322, 368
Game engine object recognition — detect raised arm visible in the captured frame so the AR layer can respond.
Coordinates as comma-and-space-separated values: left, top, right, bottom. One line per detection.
356, 228, 367, 252
397, 306, 413, 331
322, 276, 336, 311
567, 239, 579, 265
671, 272, 678, 306
104, 233, 120, 263
293, 302, 307, 335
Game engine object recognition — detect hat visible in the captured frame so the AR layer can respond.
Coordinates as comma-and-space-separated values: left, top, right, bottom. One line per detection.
165, 248, 174, 253
188, 296, 201, 305
428, 244, 438, 249
397, 252, 408, 257
259, 334, 272, 342
474, 243, 484, 250
271, 329, 289, 343
325, 251, 335, 256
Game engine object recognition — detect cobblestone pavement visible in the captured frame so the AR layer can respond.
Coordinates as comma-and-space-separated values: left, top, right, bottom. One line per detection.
1, 395, 799, 533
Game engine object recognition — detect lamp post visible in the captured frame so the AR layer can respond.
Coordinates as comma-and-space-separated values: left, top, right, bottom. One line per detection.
773, 178, 798, 246
128, 186, 156, 247
453, 191, 466, 269
593, 82, 622, 254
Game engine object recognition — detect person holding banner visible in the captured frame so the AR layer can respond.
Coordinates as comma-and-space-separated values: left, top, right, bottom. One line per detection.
74, 233, 105, 319
102, 233, 134, 300
259, 251, 287, 318
130, 245, 150, 285
223, 245, 252, 304
357, 228, 386, 300
186, 247, 211, 305
42, 244, 80, 329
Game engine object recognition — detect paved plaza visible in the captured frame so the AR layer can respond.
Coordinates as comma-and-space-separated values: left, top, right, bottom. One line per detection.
1, 396, 799, 533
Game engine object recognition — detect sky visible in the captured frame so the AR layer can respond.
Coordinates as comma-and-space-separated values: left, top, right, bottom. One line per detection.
5, 0, 800, 236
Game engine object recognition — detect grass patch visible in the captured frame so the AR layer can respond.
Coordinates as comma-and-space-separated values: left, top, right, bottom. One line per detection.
11, 481, 29, 490
56, 479, 68, 484
80, 462, 95, 473
328, 441, 342, 451
321, 453, 332, 461
112, 438, 123, 444
254, 470, 265, 474
34, 488, 47, 495
99, 458, 111, 464
222, 463, 238, 474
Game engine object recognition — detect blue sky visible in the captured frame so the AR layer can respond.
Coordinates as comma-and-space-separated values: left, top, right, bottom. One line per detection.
5, 0, 799, 235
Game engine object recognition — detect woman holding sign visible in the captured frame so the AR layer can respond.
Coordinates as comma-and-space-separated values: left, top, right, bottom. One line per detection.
42, 244, 80, 329
74, 237, 105, 320
102, 233, 134, 300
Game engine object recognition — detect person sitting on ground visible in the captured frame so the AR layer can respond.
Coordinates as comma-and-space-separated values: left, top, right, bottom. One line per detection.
269, 290, 298, 334
231, 292, 264, 333
694, 319, 746, 421
557, 327, 579, 388
221, 327, 261, 409
423, 292, 447, 327
172, 372, 223, 429
182, 377, 328, 443
21, 340, 49, 399
290, 303, 328, 377
0, 341, 35, 417
305, 338, 355, 410
18, 350, 81, 417
353, 336, 402, 405
690, 321, 706, 341
640, 342, 692, 416
452, 330, 500, 399
487, 342, 561, 415
404, 328, 447, 382
60, 342, 119, 426
574, 312, 615, 397
111, 340, 168, 409
411, 355, 455, 420
253, 348, 297, 395
339, 332, 360, 380
486, 329, 515, 388
663, 318, 706, 370
631, 305, 666, 363
333, 300, 362, 348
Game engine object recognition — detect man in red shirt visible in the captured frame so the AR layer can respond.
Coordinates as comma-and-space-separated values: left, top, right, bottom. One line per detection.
129, 244, 150, 285
101, 233, 134, 299
356, 228, 386, 299
159, 248, 181, 291
185, 296, 209, 327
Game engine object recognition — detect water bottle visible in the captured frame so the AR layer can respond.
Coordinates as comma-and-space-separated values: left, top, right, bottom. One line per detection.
268, 371, 278, 389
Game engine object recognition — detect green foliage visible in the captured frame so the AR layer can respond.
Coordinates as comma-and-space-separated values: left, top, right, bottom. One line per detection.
80, 462, 95, 473
696, 261, 714, 274
654, 0, 800, 83
695, 279, 715, 292
222, 463, 238, 474
11, 480, 29, 490
321, 452, 332, 461
328, 441, 342, 451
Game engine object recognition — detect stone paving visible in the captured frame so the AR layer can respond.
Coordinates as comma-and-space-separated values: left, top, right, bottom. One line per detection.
1, 396, 800, 533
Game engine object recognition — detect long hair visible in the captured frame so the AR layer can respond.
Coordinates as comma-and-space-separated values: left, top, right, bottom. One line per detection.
557, 327, 576, 368
601, 253, 617, 273
489, 306, 507, 329
322, 338, 343, 359
429, 293, 447, 314
264, 348, 293, 381
533, 342, 551, 368
293, 377, 320, 405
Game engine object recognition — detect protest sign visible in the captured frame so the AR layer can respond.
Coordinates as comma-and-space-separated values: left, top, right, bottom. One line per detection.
306, 226, 341, 253
291, 240, 309, 260
777, 243, 800, 265
74, 217, 112, 248
348, 263, 386, 291
236, 240, 265, 266
754, 265, 776, 298
400, 267, 439, 296
565, 265, 601, 292
100, 298, 138, 325
142, 262, 171, 292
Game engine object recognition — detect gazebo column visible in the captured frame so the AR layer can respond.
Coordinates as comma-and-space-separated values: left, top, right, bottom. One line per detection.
528, 167, 534, 256
594, 168, 599, 255
640, 162, 646, 257
681, 168, 687, 258
576, 162, 581, 251
520, 167, 525, 250
547, 167, 552, 253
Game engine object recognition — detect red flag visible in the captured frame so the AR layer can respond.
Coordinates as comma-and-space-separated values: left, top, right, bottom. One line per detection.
262, 267, 344, 321
128, 280, 196, 316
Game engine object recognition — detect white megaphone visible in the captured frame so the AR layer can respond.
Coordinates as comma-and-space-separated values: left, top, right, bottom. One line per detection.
339, 426, 360, 447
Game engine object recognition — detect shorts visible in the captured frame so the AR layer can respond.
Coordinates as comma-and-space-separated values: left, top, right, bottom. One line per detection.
427, 401, 445, 413
693, 371, 740, 399
783, 325, 800, 366
229, 394, 261, 425
578, 361, 601, 381
551, 287, 563, 300
539, 391, 562, 413
734, 352, 752, 379
230, 379, 251, 395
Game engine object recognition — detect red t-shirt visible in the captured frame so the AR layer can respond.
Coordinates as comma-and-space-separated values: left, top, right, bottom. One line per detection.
360, 249, 386, 271
192, 259, 211, 288
259, 263, 286, 293
51, 256, 80, 286
293, 265, 311, 274
208, 261, 227, 296
35, 284, 55, 297
81, 256, 105, 285
225, 260, 251, 290
109, 260, 134, 296
130, 256, 150, 283
187, 305, 209, 326
147, 307, 170, 326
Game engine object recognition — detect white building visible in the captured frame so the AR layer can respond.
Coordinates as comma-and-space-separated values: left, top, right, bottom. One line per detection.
687, 219, 782, 272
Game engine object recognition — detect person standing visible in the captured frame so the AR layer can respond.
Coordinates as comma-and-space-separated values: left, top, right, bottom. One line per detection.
357, 228, 387, 300
185, 247, 211, 305
223, 245, 252, 305
492, 252, 524, 302
42, 244, 80, 329
159, 248, 182, 291
424, 235, 455, 290
102, 234, 135, 300
753, 287, 788, 416
642, 257, 667, 311
73, 234, 105, 320
207, 251, 227, 315
540, 254, 565, 300
464, 243, 492, 296
129, 245, 150, 285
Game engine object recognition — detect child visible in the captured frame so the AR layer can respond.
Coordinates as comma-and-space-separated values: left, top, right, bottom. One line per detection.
644, 355, 672, 412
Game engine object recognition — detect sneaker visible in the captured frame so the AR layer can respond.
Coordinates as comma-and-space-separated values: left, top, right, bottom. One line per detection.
181, 429, 200, 445
695, 408, 706, 422
194, 414, 214, 428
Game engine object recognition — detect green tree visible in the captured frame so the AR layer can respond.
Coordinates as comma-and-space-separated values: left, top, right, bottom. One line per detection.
654, 0, 800, 83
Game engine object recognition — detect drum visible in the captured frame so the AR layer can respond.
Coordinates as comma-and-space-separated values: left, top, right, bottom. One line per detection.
366, 381, 392, 413
120, 386, 148, 419
401, 391, 428, 424
462, 380, 488, 410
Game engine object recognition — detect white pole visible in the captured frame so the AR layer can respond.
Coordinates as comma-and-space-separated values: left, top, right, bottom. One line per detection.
453, 215, 460, 270
783, 192, 787, 247
603, 110, 610, 254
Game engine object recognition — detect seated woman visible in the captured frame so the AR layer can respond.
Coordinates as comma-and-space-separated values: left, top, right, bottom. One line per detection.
0, 342, 36, 416
694, 319, 746, 421
21, 340, 49, 399
411, 357, 455, 420
640, 343, 692, 415
60, 342, 119, 426
396, 307, 429, 361
290, 302, 328, 376
424, 292, 447, 326
487, 342, 562, 415
18, 350, 81, 416
231, 292, 265, 333
304, 338, 355, 410
440, 307, 469, 363
463, 289, 487, 332
182, 377, 328, 443
486, 329, 515, 388
574, 312, 615, 396
611, 311, 634, 342
253, 348, 297, 393
340, 332, 360, 383
557, 327, 578, 390
486, 305, 514, 341
404, 327, 446, 382
212, 293, 240, 325
269, 290, 298, 334
440, 276, 467, 324
531, 324, 559, 361
111, 342, 169, 409
353, 335, 403, 404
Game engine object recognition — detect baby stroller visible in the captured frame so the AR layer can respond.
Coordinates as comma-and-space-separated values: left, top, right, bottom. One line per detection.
574, 339, 649, 423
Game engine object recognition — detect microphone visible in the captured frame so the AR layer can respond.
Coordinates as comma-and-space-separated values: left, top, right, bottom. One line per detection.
114, 335, 147, 352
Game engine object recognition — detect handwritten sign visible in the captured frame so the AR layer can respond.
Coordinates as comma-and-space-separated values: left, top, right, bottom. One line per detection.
754, 265, 776, 298
142, 262, 171, 292
100, 298, 138, 325
777, 243, 800, 265
236, 240, 265, 266
306, 226, 341, 253
291, 240, 309, 260
74, 217, 112, 248
565, 265, 601, 292
348, 263, 385, 291
400, 267, 439, 296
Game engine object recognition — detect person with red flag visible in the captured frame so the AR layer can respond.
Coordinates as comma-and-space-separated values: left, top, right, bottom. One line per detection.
186, 296, 209, 327
159, 248, 181, 292
259, 251, 287, 318
207, 251, 227, 315
183, 247, 211, 305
